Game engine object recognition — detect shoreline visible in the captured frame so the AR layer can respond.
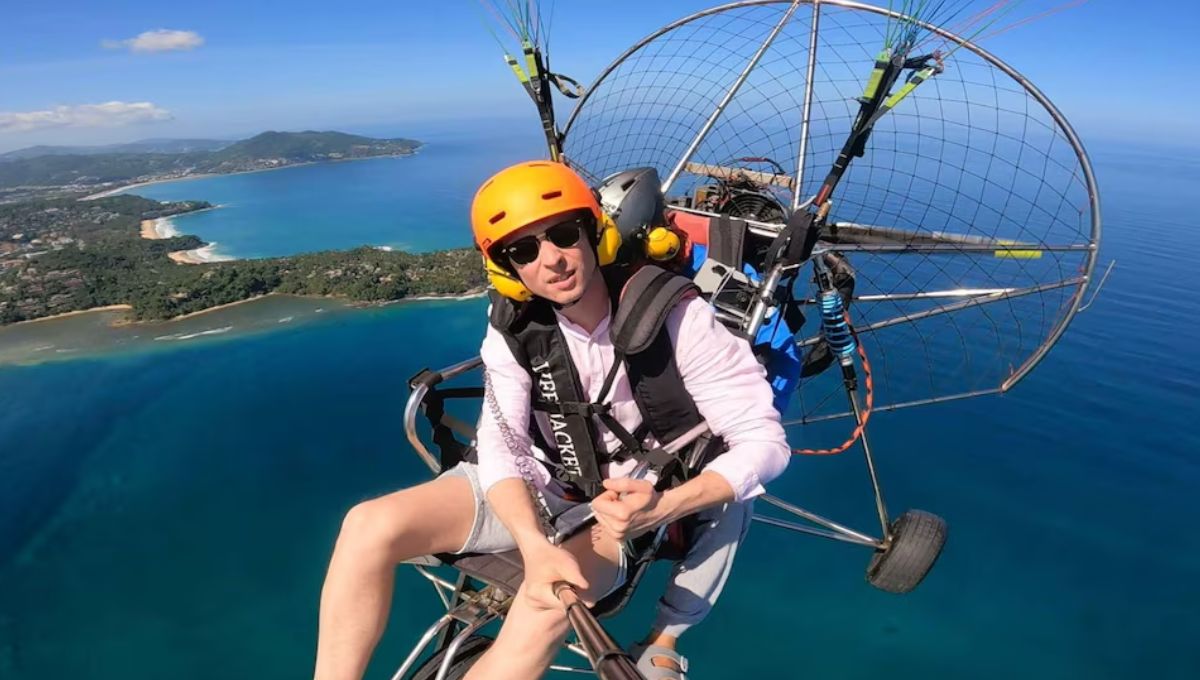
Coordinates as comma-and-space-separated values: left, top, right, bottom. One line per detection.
7, 304, 134, 327
80, 151, 419, 201
168, 243, 231, 264
139, 217, 181, 240
166, 294, 272, 321
139, 205, 229, 262
3, 288, 486, 330
393, 288, 487, 303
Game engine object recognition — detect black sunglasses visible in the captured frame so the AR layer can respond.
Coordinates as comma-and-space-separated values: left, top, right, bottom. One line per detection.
498, 218, 589, 267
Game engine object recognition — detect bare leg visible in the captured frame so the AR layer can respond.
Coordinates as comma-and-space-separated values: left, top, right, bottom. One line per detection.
464, 524, 623, 680
314, 476, 477, 680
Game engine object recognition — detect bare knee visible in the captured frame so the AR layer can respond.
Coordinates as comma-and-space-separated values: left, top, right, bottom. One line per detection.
487, 586, 571, 655
336, 497, 415, 565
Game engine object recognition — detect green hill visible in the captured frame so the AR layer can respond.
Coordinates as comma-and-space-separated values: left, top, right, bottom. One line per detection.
212, 131, 419, 162
0, 153, 207, 187
0, 131, 422, 192
0, 139, 231, 161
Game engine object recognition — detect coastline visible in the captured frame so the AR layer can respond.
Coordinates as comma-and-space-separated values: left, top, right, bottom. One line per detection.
3, 288, 487, 331
138, 206, 230, 262
7, 304, 134, 327
168, 243, 231, 264
166, 295, 272, 321
80, 151, 419, 201
395, 288, 487, 303
139, 217, 181, 240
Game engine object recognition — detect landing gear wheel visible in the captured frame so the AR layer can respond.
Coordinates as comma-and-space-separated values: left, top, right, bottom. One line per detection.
866, 510, 947, 594
410, 634, 493, 680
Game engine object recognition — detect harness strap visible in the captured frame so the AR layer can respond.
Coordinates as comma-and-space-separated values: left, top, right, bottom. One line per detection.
608, 422, 653, 463
533, 400, 611, 418
490, 267, 717, 498
423, 392, 474, 470
611, 266, 699, 355
594, 410, 645, 462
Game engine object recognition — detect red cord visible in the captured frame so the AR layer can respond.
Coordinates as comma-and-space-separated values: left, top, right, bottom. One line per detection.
794, 315, 874, 456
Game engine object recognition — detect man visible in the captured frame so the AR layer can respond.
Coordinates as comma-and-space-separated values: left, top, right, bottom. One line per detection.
313, 160, 789, 680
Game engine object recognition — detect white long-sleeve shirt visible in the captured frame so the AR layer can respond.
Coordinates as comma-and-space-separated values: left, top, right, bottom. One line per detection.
476, 295, 790, 503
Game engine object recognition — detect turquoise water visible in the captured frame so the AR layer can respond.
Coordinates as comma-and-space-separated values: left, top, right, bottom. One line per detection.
125, 128, 540, 258
1, 138, 1198, 679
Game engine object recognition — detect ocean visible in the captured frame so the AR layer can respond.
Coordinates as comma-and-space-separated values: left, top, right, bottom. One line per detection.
123, 127, 541, 259
0, 131, 1197, 679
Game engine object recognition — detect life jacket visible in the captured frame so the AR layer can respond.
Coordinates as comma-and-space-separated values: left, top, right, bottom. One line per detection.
488, 265, 725, 498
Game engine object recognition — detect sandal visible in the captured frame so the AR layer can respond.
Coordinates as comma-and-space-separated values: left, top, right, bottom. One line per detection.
630, 642, 689, 680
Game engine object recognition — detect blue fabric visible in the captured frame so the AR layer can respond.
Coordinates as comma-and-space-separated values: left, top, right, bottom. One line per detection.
686, 244, 802, 413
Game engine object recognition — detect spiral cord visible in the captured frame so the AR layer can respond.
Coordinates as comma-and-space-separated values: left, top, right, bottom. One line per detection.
483, 368, 556, 534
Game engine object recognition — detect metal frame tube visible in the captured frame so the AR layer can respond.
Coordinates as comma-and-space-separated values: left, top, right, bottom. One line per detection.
412, 565, 458, 609
434, 615, 497, 680
793, 0, 822, 210
390, 613, 457, 680
846, 382, 890, 536
846, 288, 1018, 302
743, 262, 787, 336
403, 382, 441, 474
661, 1, 804, 194
795, 277, 1085, 347
759, 494, 880, 545
821, 221, 1090, 248
828, 243, 1092, 254
752, 514, 880, 547
784, 387, 1001, 424
403, 356, 483, 474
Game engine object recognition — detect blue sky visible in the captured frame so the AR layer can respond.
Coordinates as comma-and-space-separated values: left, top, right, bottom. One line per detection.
0, 1, 1192, 153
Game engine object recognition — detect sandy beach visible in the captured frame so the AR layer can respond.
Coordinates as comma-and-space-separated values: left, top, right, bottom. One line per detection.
137, 210, 228, 264
400, 288, 488, 303
7, 304, 133, 327
139, 218, 181, 240
168, 243, 231, 264
82, 174, 221, 200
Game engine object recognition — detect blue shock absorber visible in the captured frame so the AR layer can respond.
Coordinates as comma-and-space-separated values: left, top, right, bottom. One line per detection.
818, 289, 856, 362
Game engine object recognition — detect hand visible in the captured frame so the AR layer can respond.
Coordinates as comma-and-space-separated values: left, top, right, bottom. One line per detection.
520, 541, 589, 611
590, 478, 667, 542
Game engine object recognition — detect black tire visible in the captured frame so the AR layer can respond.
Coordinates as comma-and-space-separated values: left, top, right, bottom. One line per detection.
409, 634, 493, 680
866, 510, 947, 594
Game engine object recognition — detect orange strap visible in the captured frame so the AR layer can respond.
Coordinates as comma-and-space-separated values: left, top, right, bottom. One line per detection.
793, 316, 873, 456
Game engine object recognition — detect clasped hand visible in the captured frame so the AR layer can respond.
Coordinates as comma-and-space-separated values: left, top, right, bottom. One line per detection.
521, 541, 589, 611
518, 478, 666, 611
590, 477, 666, 542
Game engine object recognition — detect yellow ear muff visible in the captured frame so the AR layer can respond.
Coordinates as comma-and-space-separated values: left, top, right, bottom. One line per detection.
645, 226, 681, 261
483, 256, 533, 302
595, 212, 622, 266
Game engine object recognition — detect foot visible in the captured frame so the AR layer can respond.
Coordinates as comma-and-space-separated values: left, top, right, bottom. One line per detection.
630, 642, 688, 680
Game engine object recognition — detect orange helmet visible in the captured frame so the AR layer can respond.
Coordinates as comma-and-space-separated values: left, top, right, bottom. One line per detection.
470, 160, 620, 300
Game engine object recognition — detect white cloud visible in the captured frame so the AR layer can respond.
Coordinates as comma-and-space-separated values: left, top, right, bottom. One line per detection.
102, 29, 204, 53
0, 102, 173, 133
